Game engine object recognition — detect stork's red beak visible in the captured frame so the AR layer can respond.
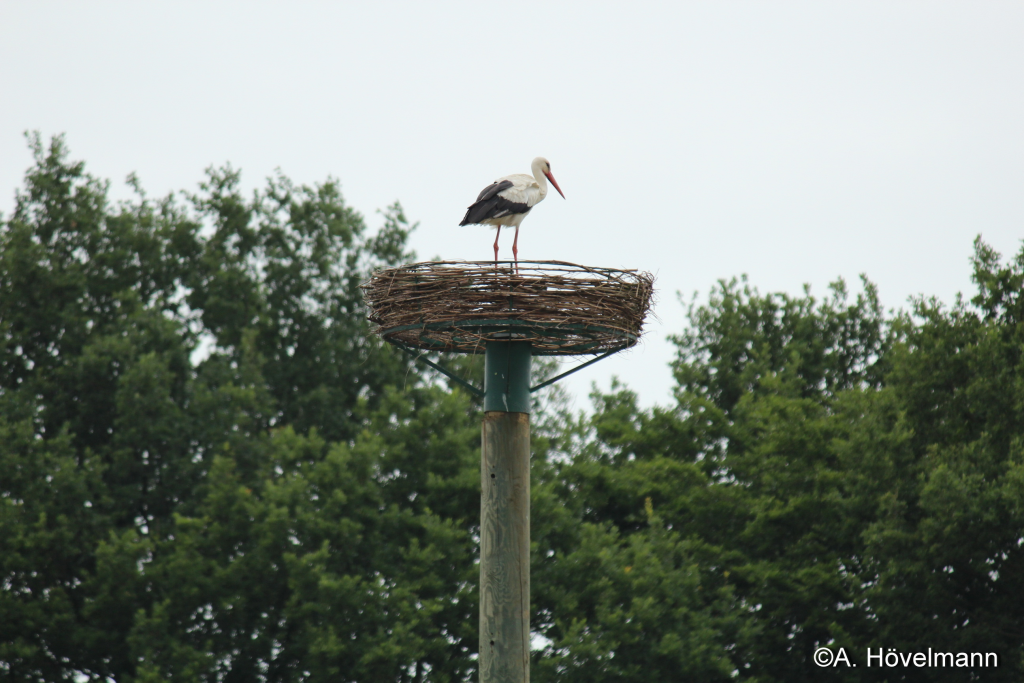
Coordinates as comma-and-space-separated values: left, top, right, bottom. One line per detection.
545, 172, 565, 199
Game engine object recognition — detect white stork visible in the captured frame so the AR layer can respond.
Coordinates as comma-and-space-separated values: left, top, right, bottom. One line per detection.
460, 157, 565, 269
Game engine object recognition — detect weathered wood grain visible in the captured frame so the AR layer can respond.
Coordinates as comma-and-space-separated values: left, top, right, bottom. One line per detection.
480, 411, 531, 683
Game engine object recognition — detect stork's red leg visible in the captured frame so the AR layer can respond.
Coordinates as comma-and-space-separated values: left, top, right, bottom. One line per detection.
512, 226, 520, 274
493, 226, 501, 265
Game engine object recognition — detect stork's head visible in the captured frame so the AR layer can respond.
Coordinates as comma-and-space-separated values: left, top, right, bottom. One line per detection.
532, 157, 565, 199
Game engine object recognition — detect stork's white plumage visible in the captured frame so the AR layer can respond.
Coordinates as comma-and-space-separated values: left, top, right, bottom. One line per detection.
460, 157, 565, 269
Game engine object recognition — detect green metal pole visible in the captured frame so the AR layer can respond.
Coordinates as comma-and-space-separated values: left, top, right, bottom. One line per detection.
480, 341, 532, 683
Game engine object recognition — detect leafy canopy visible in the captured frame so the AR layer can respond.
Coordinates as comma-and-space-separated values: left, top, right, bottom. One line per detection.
3, 135, 1022, 682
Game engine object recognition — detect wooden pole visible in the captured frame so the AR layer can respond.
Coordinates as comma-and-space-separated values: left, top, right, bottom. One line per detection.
480, 341, 532, 683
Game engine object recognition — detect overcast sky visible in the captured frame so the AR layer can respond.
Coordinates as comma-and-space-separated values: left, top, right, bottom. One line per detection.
2, 2, 1022, 409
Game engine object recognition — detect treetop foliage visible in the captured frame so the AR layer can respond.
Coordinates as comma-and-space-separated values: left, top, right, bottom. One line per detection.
2, 134, 1022, 682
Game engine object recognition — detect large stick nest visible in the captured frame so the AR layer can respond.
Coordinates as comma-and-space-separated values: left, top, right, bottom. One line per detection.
362, 261, 655, 355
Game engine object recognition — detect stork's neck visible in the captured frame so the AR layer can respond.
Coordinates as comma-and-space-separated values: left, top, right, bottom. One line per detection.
531, 159, 549, 198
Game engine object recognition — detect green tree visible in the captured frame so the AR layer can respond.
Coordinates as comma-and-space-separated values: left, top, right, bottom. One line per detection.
540, 253, 1024, 681
7, 133, 1022, 683
530, 278, 896, 682
857, 239, 1024, 679
0, 134, 486, 682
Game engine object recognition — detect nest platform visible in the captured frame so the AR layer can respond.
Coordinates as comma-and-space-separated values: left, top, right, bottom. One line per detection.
362, 261, 655, 355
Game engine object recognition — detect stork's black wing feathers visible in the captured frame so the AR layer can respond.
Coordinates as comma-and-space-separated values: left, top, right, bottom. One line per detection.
460, 180, 531, 226
475, 179, 513, 203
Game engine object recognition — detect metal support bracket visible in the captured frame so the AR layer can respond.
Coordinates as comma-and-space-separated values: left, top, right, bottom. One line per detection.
394, 346, 485, 398
526, 348, 620, 393
394, 344, 622, 399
